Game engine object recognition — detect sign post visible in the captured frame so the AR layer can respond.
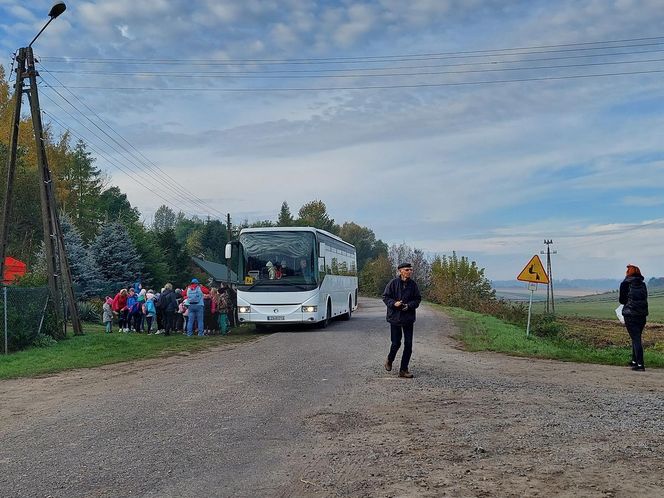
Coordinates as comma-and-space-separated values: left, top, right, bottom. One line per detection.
517, 255, 549, 337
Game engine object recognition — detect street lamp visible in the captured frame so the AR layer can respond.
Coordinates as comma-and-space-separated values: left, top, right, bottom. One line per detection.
29, 2, 67, 47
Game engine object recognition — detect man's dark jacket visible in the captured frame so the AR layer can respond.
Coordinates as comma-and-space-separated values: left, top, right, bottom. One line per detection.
382, 277, 422, 325
619, 275, 648, 317
160, 289, 178, 313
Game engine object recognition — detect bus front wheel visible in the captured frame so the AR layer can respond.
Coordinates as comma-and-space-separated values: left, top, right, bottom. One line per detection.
319, 301, 331, 328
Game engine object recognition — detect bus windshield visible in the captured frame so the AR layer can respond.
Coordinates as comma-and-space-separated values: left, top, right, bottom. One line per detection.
239, 231, 317, 289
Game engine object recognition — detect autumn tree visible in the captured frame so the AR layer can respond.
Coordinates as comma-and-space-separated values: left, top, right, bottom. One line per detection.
359, 254, 394, 296
428, 251, 494, 309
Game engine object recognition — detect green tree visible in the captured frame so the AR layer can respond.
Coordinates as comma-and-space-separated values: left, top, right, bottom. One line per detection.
277, 201, 294, 226
153, 204, 176, 232
428, 251, 495, 309
199, 219, 228, 262
58, 140, 105, 241
174, 212, 204, 245
126, 222, 170, 289
338, 222, 387, 273
249, 219, 274, 228
155, 228, 191, 286
98, 186, 140, 224
296, 199, 338, 233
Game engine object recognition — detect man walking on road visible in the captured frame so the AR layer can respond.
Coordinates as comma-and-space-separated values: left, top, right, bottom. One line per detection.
382, 262, 422, 378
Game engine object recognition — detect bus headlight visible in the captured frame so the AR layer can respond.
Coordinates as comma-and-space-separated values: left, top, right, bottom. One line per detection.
238, 306, 252, 313
302, 305, 317, 313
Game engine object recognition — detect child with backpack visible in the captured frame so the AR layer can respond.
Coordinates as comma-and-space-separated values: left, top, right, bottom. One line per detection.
144, 291, 157, 334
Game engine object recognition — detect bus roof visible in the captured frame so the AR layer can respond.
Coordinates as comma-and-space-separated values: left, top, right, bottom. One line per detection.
238, 226, 355, 249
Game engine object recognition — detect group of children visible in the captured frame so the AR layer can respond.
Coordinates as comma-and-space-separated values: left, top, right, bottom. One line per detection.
102, 281, 235, 336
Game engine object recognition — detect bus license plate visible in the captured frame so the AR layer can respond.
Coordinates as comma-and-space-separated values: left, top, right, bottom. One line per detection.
268, 316, 284, 320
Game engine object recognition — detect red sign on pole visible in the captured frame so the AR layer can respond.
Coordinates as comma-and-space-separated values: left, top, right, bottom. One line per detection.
2, 256, 27, 284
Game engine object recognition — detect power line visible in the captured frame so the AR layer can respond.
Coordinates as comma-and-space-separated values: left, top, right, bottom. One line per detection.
38, 34, 664, 64
40, 47, 664, 76
37, 70, 228, 220
39, 99, 201, 219
42, 67, 664, 92
40, 56, 664, 80
38, 68, 228, 220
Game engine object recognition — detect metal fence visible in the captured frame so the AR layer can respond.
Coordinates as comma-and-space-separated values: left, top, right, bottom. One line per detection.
1, 285, 59, 354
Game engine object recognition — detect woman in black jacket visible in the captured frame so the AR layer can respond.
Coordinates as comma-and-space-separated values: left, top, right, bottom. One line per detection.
619, 264, 649, 371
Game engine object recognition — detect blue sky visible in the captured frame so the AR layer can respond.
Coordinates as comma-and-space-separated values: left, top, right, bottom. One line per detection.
1, 0, 663, 280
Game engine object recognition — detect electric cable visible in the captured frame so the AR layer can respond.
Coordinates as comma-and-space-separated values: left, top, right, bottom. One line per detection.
37, 70, 228, 220
40, 55, 664, 80
39, 93, 210, 220
42, 67, 664, 92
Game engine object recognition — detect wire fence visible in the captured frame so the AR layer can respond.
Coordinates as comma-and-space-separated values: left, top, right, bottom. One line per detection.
1, 285, 60, 354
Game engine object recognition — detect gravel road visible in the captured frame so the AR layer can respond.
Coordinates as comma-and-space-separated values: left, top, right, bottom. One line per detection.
1, 298, 663, 497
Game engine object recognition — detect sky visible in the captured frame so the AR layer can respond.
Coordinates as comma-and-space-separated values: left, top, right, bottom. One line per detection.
1, 0, 663, 281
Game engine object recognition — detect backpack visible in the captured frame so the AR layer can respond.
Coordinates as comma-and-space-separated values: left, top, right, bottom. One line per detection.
130, 301, 142, 315
146, 299, 156, 315
188, 286, 202, 305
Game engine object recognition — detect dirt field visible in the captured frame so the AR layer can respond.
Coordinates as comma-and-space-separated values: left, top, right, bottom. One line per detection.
1, 298, 663, 497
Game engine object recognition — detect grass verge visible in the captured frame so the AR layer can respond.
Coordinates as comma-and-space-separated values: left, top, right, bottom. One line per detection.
0, 324, 261, 380
442, 305, 664, 368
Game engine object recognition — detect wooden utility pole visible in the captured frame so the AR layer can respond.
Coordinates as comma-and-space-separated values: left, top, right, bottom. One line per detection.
0, 48, 26, 282
541, 240, 556, 314
0, 45, 82, 335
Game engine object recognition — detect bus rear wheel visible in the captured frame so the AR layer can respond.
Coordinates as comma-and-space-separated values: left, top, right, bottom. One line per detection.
342, 296, 352, 320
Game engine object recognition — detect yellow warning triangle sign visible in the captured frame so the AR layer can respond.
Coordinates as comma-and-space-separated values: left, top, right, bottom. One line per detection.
517, 255, 549, 284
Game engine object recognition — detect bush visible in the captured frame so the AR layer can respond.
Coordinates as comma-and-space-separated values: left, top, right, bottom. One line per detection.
77, 300, 101, 323
475, 298, 528, 326
532, 313, 565, 338
32, 333, 57, 348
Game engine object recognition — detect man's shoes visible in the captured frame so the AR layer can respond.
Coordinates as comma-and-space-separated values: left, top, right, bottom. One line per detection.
384, 359, 392, 372
631, 364, 645, 371
398, 370, 414, 378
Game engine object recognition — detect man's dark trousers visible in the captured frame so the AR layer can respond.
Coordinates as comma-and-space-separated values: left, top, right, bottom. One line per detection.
388, 323, 413, 371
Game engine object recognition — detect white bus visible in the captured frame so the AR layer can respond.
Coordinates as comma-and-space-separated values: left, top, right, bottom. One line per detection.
225, 227, 358, 328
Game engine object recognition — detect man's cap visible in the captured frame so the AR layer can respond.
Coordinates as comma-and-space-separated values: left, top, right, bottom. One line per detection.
398, 262, 413, 269
191, 278, 199, 284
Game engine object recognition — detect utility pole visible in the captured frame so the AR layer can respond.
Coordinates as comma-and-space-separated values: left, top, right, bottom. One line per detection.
226, 213, 232, 241
0, 2, 82, 335
541, 240, 556, 314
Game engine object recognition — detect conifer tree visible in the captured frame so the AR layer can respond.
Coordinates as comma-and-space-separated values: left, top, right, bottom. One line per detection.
277, 201, 294, 226
60, 214, 105, 299
91, 222, 143, 288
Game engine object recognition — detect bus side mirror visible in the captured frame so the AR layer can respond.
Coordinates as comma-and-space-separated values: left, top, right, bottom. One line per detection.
225, 243, 232, 260
318, 256, 326, 273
